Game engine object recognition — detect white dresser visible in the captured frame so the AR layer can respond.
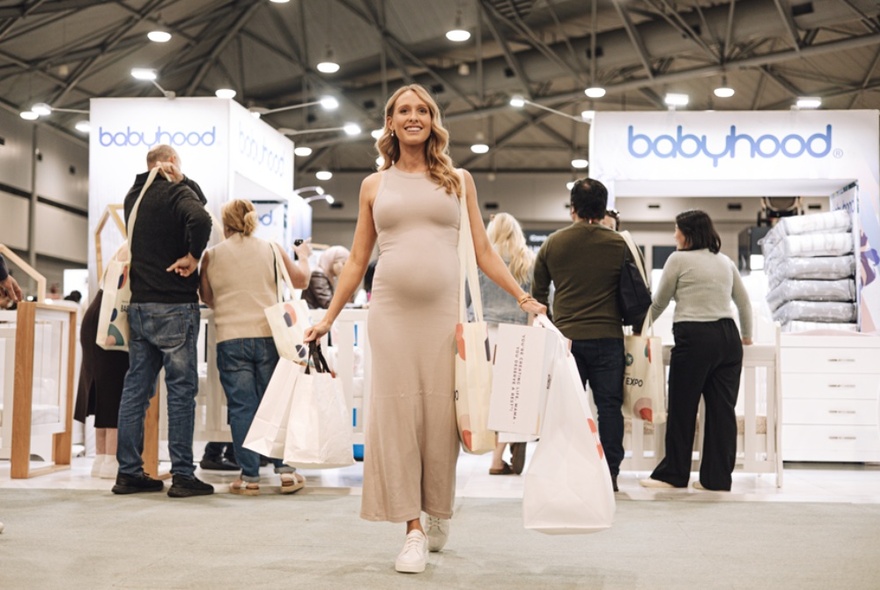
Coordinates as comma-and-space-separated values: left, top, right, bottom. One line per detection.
780, 333, 880, 462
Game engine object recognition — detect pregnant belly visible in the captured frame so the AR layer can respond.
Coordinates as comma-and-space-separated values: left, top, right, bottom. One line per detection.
373, 248, 458, 303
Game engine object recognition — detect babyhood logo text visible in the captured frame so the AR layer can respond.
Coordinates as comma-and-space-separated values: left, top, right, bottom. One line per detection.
627, 124, 833, 167
98, 126, 216, 148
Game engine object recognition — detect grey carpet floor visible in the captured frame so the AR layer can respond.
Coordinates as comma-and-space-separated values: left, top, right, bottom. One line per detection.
1, 488, 878, 589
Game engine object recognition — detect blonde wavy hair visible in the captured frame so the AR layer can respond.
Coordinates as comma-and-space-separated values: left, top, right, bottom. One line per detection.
375, 84, 462, 198
222, 199, 258, 237
486, 213, 534, 284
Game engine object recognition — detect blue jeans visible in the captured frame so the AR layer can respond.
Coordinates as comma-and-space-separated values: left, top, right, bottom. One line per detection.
116, 302, 201, 478
217, 337, 292, 481
570, 338, 625, 476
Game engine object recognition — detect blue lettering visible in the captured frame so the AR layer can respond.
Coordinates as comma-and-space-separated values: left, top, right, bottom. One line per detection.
627, 124, 833, 167
237, 124, 285, 177
98, 125, 217, 149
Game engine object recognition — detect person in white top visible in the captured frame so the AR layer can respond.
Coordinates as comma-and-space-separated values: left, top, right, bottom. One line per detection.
199, 199, 312, 496
640, 209, 753, 492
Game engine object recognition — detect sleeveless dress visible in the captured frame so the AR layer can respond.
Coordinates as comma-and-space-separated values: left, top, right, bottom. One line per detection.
361, 165, 462, 523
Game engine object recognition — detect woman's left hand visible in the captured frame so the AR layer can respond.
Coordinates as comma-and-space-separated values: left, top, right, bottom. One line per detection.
742, 337, 753, 346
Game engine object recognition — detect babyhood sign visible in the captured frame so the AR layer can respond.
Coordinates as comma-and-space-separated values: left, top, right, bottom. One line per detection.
590, 110, 877, 182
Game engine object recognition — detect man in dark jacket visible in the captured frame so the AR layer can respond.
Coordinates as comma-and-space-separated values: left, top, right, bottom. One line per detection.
112, 144, 214, 498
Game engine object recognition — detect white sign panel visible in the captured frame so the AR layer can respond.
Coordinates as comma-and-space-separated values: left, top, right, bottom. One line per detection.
590, 110, 878, 191
88, 97, 297, 294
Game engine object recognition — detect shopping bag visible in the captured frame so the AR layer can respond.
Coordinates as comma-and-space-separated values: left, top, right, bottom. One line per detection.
454, 320, 496, 454
95, 166, 161, 351
243, 356, 303, 458
96, 243, 131, 351
622, 313, 667, 424
523, 329, 616, 535
265, 242, 311, 363
453, 169, 495, 455
488, 322, 555, 436
283, 342, 354, 469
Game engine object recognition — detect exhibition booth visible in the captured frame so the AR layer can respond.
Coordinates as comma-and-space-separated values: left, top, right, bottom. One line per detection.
590, 109, 880, 466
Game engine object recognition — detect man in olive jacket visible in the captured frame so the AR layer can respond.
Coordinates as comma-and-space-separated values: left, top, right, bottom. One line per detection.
531, 178, 634, 493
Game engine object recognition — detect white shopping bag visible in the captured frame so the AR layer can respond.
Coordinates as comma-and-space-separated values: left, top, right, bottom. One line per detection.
283, 343, 354, 469
489, 322, 555, 436
454, 320, 496, 454
243, 357, 303, 459
523, 328, 616, 535
265, 242, 311, 363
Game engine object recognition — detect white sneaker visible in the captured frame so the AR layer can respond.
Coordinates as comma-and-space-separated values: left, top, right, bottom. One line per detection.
639, 477, 675, 489
394, 530, 427, 574
425, 515, 449, 552
90, 455, 105, 478
99, 456, 119, 480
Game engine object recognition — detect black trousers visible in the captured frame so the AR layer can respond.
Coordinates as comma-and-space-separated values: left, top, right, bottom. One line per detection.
650, 319, 743, 490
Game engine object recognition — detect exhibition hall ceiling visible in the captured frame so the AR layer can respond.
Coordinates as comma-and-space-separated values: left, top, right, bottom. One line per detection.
0, 0, 878, 177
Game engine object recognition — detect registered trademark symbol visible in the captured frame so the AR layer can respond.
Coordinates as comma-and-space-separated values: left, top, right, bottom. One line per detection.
833, 148, 844, 158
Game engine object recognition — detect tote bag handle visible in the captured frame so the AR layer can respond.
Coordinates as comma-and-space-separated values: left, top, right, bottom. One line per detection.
457, 170, 484, 323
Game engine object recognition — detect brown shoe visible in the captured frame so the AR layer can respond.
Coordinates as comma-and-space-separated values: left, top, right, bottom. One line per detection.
489, 461, 514, 475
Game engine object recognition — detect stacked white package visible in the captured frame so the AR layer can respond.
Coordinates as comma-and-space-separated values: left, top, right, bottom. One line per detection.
760, 210, 857, 332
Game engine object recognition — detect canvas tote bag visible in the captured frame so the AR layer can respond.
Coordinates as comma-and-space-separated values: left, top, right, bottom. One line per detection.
454, 171, 495, 455
264, 242, 311, 363
523, 322, 616, 535
95, 166, 161, 351
622, 312, 667, 424
283, 342, 354, 469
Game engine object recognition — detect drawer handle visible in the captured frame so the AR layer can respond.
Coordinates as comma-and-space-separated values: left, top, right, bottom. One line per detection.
828, 410, 856, 414
828, 358, 856, 363
828, 436, 857, 440
828, 384, 856, 389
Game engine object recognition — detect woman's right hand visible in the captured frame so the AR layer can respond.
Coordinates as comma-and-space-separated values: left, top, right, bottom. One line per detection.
304, 321, 331, 343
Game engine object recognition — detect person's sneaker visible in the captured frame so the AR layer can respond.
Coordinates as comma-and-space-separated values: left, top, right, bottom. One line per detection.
167, 474, 215, 498
111, 472, 164, 495
199, 457, 239, 471
394, 530, 427, 574
90, 454, 105, 478
639, 477, 675, 489
425, 515, 449, 552
99, 456, 120, 480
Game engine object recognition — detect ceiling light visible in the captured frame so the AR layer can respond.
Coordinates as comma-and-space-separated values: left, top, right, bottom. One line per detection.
131, 67, 158, 81
509, 95, 526, 108
566, 181, 576, 191
371, 128, 384, 139
714, 86, 735, 98
376, 156, 385, 168
580, 110, 595, 122
470, 143, 489, 154
796, 97, 822, 109
571, 158, 589, 169
215, 88, 236, 99
31, 102, 52, 116
147, 30, 171, 43
20, 110, 39, 120
664, 93, 689, 107
75, 120, 91, 133
294, 146, 313, 157
446, 11, 470, 42
319, 96, 339, 110
316, 46, 340, 74
458, 63, 470, 76
270, 0, 290, 3
584, 87, 606, 98
343, 123, 362, 136
316, 170, 333, 181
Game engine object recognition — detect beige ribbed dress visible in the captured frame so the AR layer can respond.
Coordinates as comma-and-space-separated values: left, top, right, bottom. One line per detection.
360, 166, 462, 523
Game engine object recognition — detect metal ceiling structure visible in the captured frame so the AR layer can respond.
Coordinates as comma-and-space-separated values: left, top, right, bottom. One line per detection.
1, 0, 878, 178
